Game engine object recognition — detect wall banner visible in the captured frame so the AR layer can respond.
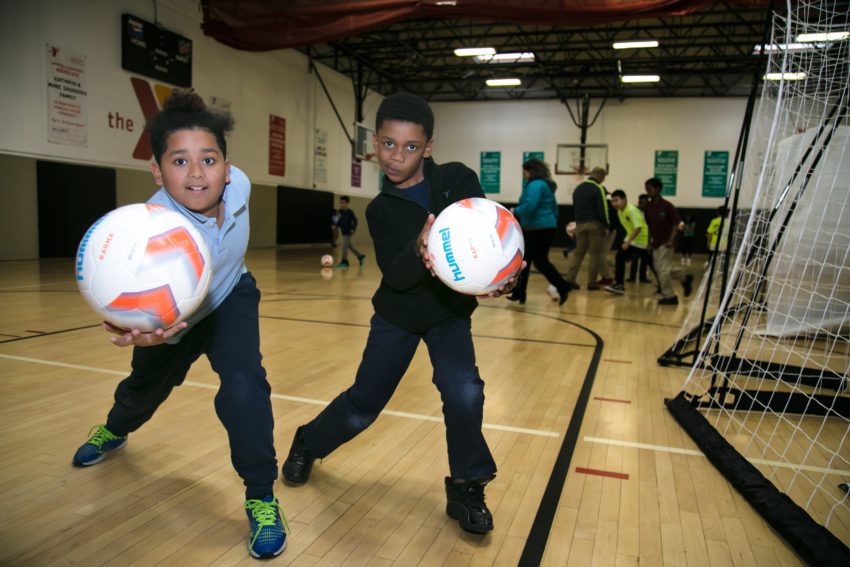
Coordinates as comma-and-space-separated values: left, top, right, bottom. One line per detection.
268, 114, 286, 177
702, 150, 729, 197
653, 150, 678, 196
480, 151, 501, 194
47, 44, 87, 146
314, 128, 327, 186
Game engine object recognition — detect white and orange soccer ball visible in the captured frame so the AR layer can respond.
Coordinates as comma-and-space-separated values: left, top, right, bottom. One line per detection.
428, 197, 524, 295
321, 254, 334, 267
75, 203, 212, 331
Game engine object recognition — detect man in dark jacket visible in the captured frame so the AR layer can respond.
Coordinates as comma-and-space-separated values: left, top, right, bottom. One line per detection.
282, 93, 520, 535
563, 167, 612, 289
334, 195, 365, 268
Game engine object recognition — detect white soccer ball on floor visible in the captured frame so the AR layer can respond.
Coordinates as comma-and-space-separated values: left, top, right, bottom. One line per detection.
321, 254, 334, 267
76, 203, 212, 331
428, 197, 524, 295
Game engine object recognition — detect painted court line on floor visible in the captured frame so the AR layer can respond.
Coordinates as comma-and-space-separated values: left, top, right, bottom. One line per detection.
0, 353, 560, 439
584, 436, 850, 476
575, 466, 629, 480
593, 396, 631, 404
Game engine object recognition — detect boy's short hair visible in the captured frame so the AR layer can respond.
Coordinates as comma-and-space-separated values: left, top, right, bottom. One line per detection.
340, 196, 350, 202
610, 189, 627, 200
375, 93, 434, 140
645, 177, 663, 190
147, 89, 234, 165
638, 194, 649, 202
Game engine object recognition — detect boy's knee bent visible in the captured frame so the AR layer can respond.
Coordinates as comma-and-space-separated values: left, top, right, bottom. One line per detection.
440, 375, 486, 415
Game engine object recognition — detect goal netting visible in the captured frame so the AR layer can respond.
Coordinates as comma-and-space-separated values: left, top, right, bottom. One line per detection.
664, 1, 850, 563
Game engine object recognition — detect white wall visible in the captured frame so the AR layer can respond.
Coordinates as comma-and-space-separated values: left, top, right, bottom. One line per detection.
0, 0, 381, 196
0, 0, 750, 261
432, 97, 745, 207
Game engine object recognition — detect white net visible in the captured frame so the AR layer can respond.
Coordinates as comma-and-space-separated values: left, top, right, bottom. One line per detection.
675, 0, 850, 544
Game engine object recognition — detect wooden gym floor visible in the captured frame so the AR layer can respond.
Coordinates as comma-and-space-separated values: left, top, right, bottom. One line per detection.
0, 246, 829, 566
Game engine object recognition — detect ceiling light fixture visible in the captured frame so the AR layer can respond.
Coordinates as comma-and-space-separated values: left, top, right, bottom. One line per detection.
763, 72, 807, 81
454, 47, 496, 57
795, 31, 849, 42
753, 43, 817, 53
620, 74, 660, 83
475, 52, 535, 63
613, 40, 659, 50
485, 78, 521, 87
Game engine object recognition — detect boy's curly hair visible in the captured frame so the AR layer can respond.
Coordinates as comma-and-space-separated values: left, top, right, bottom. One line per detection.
146, 89, 234, 164
375, 92, 434, 140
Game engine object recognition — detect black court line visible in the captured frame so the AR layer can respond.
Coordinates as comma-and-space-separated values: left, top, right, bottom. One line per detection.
0, 324, 102, 344
517, 312, 604, 567
262, 292, 682, 329
261, 314, 596, 348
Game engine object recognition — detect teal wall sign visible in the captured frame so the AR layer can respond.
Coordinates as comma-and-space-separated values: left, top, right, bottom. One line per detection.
653, 150, 678, 196
480, 151, 501, 194
702, 151, 729, 197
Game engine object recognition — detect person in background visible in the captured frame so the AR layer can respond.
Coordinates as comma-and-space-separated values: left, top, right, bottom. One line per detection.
680, 214, 696, 265
628, 193, 657, 284
706, 205, 729, 267
334, 195, 366, 268
604, 190, 651, 295
563, 167, 612, 290
644, 178, 692, 304
506, 158, 570, 305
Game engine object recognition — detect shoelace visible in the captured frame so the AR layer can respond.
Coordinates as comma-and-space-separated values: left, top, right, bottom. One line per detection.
465, 484, 488, 512
87, 425, 119, 448
245, 498, 291, 538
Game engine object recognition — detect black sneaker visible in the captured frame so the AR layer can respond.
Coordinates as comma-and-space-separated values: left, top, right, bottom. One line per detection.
567, 281, 581, 291
445, 477, 494, 534
682, 274, 694, 297
658, 296, 679, 305
282, 427, 315, 485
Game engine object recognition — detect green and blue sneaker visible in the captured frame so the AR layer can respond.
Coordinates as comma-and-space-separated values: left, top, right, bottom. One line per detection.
72, 424, 127, 467
245, 494, 288, 559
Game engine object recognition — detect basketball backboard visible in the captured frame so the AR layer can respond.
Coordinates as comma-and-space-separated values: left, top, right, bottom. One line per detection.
353, 122, 375, 161
555, 144, 609, 175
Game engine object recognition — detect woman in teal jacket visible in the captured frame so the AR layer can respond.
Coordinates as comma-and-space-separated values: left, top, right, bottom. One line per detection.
507, 159, 570, 305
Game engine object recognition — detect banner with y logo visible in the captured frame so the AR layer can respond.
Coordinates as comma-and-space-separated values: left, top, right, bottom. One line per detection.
129, 77, 173, 160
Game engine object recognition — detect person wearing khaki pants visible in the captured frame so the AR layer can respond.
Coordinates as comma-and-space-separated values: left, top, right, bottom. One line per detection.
564, 219, 607, 286
564, 167, 612, 289
644, 177, 693, 305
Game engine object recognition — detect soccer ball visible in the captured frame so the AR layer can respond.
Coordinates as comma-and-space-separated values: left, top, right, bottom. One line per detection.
321, 254, 334, 267
428, 197, 524, 295
75, 203, 212, 331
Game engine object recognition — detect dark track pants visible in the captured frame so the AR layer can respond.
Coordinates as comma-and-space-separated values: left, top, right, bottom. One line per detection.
513, 227, 570, 300
105, 273, 277, 498
301, 313, 497, 481
616, 246, 653, 285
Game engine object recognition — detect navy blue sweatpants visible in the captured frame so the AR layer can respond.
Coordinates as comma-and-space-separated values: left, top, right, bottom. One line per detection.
302, 313, 497, 481
105, 272, 277, 498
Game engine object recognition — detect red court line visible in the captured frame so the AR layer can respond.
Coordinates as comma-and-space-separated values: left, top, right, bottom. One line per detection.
575, 467, 629, 480
603, 358, 632, 364
593, 396, 631, 404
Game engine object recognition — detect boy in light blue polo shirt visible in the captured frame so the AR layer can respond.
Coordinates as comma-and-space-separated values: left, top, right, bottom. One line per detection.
71, 89, 287, 560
